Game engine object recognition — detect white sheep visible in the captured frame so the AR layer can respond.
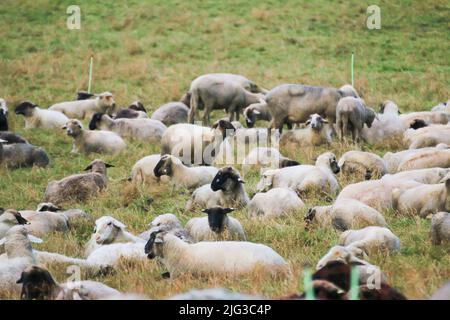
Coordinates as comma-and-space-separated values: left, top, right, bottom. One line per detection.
0, 209, 30, 239
399, 111, 450, 128
387, 167, 450, 184
130, 154, 170, 185
243, 99, 272, 128
430, 212, 450, 245
145, 231, 289, 277
19, 209, 69, 237
306, 198, 387, 231
338, 226, 401, 254
186, 207, 246, 241
247, 187, 305, 218
138, 213, 193, 243
395, 147, 450, 172
153, 154, 219, 190
49, 92, 116, 119
279, 114, 333, 149
431, 99, 450, 113
62, 119, 126, 155
256, 152, 340, 196
85, 242, 147, 267
14, 101, 69, 129
404, 124, 450, 149
338, 150, 387, 180
241, 147, 300, 173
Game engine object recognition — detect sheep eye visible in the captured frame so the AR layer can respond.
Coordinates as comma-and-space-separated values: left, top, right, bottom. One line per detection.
107, 222, 112, 226
157, 223, 161, 226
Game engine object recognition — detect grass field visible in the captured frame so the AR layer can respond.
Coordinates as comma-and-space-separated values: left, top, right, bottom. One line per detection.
0, 0, 449, 299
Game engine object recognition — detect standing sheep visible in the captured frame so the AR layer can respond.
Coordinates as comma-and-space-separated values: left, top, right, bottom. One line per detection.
248, 187, 305, 218
49, 92, 116, 119
430, 212, 450, 245
151, 102, 189, 126
14, 101, 69, 130
0, 139, 50, 169
243, 99, 272, 128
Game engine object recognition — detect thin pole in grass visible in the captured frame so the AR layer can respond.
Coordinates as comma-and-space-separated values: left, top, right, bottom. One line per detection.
303, 267, 315, 300
349, 265, 360, 300
88, 55, 94, 93
351, 52, 355, 87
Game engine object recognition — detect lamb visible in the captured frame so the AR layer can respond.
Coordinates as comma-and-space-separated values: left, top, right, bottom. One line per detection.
138, 213, 193, 243
305, 199, 387, 231
393, 178, 450, 217
0, 139, 50, 169
151, 102, 189, 125
43, 159, 112, 205
338, 226, 401, 254
0, 209, 30, 239
114, 101, 148, 119
279, 113, 333, 149
256, 152, 340, 196
14, 101, 69, 129
17, 265, 120, 300
430, 212, 450, 245
145, 230, 289, 278
186, 207, 246, 241
336, 97, 377, 143
241, 147, 300, 173
264, 83, 357, 133
49, 92, 116, 119
84, 216, 145, 257
338, 150, 388, 180
185, 167, 250, 211
160, 120, 236, 165
243, 99, 272, 128
248, 188, 305, 218
153, 154, 219, 190
130, 154, 170, 185
62, 119, 126, 155
89, 113, 166, 143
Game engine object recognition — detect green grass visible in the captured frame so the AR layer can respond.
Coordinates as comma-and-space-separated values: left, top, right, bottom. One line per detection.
0, 0, 449, 299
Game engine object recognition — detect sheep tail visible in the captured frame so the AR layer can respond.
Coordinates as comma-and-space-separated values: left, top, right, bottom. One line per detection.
188, 88, 200, 124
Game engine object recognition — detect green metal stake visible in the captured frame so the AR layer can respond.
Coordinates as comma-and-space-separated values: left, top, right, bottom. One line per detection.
349, 265, 360, 300
88, 56, 94, 93
351, 52, 355, 87
303, 267, 315, 300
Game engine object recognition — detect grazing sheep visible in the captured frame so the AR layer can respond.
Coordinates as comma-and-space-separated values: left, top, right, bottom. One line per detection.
339, 226, 401, 254
338, 150, 388, 180
430, 212, 450, 245
186, 207, 246, 241
84, 216, 145, 257
264, 83, 357, 133
17, 265, 120, 300
139, 213, 194, 243
0, 209, 30, 239
243, 99, 272, 128
145, 230, 289, 278
130, 154, 170, 185
306, 198, 387, 231
14, 101, 69, 129
279, 113, 333, 149
62, 119, 126, 155
242, 147, 300, 173
0, 140, 50, 169
43, 159, 112, 205
393, 179, 450, 218
114, 101, 148, 119
248, 187, 305, 218
400, 111, 450, 128
404, 124, 450, 149
151, 102, 189, 125
89, 113, 166, 143
161, 120, 236, 165
0, 132, 28, 144
49, 92, 116, 119
153, 154, 219, 190
256, 152, 340, 196
336, 97, 377, 143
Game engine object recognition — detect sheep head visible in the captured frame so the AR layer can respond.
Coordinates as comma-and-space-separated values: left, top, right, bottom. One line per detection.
145, 228, 166, 259
256, 169, 277, 192
153, 155, 174, 177
202, 206, 234, 234
279, 158, 300, 168
95, 92, 116, 110
211, 166, 244, 192
316, 245, 367, 270
365, 107, 377, 128
88, 113, 105, 130
212, 119, 236, 139
17, 265, 59, 300
306, 114, 328, 132
15, 101, 37, 116
316, 152, 340, 174
0, 209, 30, 226
92, 216, 126, 245
409, 119, 428, 130
243, 103, 263, 128
62, 119, 83, 137
37, 203, 61, 212
128, 101, 146, 112
83, 159, 113, 175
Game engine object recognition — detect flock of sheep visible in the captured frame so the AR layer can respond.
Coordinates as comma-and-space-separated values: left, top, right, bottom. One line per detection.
0, 72, 449, 300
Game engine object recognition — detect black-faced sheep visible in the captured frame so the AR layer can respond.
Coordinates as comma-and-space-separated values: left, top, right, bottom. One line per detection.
0, 139, 49, 169
114, 101, 148, 119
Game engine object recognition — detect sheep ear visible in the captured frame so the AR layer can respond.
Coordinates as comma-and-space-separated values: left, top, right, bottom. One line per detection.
252, 109, 261, 115
113, 220, 126, 229
28, 235, 43, 244
105, 163, 114, 168
61, 125, 67, 130
305, 119, 311, 125
237, 178, 245, 184
154, 238, 163, 244
224, 208, 235, 214
0, 237, 6, 246
322, 118, 329, 123
16, 274, 24, 284
84, 164, 93, 171
201, 209, 209, 214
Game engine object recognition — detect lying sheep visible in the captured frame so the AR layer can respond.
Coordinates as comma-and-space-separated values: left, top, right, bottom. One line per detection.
430, 212, 450, 245
49, 92, 116, 119
0, 132, 28, 144
85, 216, 145, 257
336, 97, 377, 143
43, 159, 112, 205
14, 101, 69, 129
186, 207, 246, 241
243, 99, 272, 128
17, 265, 120, 300
130, 154, 170, 185
153, 154, 219, 190
404, 124, 450, 149
114, 101, 148, 119
86, 242, 147, 267
338, 150, 388, 180
0, 209, 29, 239
306, 199, 387, 231
339, 226, 401, 254
400, 111, 450, 128
0, 139, 50, 169
393, 178, 450, 217
248, 187, 305, 218
242, 147, 300, 173
256, 152, 340, 196
279, 114, 333, 149
89, 113, 166, 143
145, 230, 289, 278
62, 119, 126, 155
151, 102, 189, 125
139, 213, 193, 243
387, 167, 450, 184
395, 147, 450, 172
431, 99, 450, 113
